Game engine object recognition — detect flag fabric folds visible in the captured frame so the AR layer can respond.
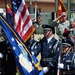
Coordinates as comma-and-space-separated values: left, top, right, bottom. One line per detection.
11, 0, 35, 42
0, 14, 44, 75
57, 0, 66, 21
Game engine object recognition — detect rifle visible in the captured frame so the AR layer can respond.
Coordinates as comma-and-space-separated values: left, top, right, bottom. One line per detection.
57, 55, 61, 75
57, 35, 63, 75
74, 42, 75, 52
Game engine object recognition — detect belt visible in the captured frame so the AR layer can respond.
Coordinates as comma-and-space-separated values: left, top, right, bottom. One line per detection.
42, 58, 52, 61
62, 70, 75, 74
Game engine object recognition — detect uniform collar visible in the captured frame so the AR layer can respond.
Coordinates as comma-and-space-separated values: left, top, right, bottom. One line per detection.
29, 38, 34, 43
47, 35, 53, 43
64, 51, 72, 56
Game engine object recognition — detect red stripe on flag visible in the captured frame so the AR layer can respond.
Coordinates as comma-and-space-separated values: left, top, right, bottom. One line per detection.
21, 4, 27, 19
14, 0, 34, 42
22, 15, 31, 32
15, 4, 27, 33
23, 26, 35, 42
15, 14, 21, 32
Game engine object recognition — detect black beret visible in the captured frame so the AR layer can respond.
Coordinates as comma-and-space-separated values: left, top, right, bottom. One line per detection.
62, 39, 74, 47
42, 24, 55, 34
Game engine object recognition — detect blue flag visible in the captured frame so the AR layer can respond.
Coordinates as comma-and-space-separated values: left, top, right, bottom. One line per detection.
0, 14, 44, 75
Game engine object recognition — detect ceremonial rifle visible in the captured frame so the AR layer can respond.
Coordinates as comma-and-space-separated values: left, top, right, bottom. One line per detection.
51, 15, 63, 75
74, 42, 75, 52
50, 14, 64, 75
57, 34, 63, 75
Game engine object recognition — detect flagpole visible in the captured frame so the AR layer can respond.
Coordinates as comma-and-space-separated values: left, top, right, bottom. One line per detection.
35, 1, 37, 22
4, 0, 7, 18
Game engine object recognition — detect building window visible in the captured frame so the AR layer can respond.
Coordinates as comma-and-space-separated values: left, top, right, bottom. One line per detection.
71, 12, 75, 19
70, 0, 75, 10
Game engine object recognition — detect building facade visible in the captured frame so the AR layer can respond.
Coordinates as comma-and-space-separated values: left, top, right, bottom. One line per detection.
0, 0, 55, 13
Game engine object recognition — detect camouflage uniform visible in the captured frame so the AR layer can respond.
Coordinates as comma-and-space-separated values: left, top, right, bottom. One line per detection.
33, 22, 43, 34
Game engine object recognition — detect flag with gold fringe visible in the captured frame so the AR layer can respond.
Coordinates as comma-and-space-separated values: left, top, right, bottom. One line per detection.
0, 14, 44, 75
11, 0, 35, 42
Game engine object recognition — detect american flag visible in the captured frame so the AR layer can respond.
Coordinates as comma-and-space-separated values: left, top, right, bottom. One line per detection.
11, 0, 35, 42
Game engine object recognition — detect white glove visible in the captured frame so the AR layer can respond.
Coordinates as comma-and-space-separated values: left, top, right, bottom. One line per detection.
31, 51, 35, 55
58, 63, 64, 69
43, 67, 49, 74
0, 53, 3, 58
